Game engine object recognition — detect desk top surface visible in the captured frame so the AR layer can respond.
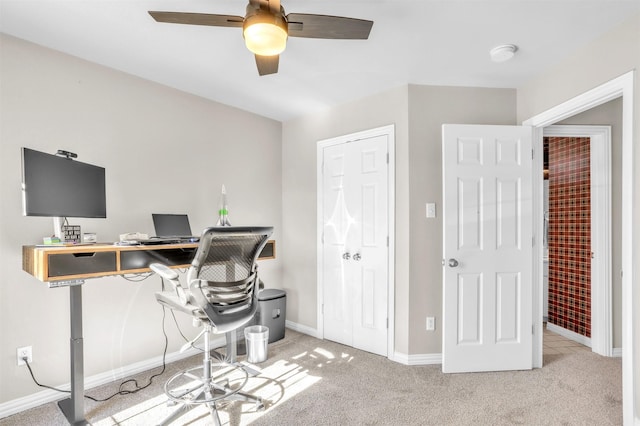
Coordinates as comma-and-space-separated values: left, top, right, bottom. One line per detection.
25, 242, 199, 253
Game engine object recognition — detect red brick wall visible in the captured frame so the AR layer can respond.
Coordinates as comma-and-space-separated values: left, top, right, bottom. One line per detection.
546, 136, 591, 337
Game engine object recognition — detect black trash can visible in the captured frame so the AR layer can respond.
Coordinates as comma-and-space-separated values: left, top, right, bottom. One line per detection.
257, 288, 286, 343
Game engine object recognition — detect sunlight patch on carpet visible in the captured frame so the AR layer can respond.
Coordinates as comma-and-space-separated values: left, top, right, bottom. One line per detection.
91, 357, 321, 425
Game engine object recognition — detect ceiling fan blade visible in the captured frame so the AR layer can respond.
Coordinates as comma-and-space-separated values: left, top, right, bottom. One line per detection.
148, 11, 244, 28
286, 13, 373, 39
255, 55, 279, 76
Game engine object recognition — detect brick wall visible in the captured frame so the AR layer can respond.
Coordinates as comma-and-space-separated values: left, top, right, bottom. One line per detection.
546, 136, 591, 337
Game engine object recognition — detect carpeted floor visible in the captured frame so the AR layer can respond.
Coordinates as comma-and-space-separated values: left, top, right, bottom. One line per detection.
0, 329, 622, 425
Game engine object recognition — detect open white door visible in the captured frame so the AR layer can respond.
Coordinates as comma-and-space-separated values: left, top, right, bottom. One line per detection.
442, 124, 533, 373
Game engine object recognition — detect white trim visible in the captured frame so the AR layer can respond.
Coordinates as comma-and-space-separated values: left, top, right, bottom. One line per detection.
613, 348, 623, 358
531, 126, 545, 369
523, 70, 634, 426
0, 344, 209, 420
546, 322, 592, 348
316, 124, 396, 360
392, 352, 442, 366
543, 125, 612, 357
285, 320, 319, 338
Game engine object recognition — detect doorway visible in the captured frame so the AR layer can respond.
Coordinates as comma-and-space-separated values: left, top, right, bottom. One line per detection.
542, 125, 613, 357
524, 71, 634, 424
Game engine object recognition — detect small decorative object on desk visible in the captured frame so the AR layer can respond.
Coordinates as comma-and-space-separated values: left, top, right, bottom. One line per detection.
62, 225, 81, 243
43, 236, 62, 245
216, 184, 231, 226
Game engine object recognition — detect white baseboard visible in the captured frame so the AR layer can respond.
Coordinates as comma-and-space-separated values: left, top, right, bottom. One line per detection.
392, 352, 442, 366
612, 347, 623, 358
285, 320, 319, 338
0, 338, 225, 421
546, 322, 592, 347
284, 321, 442, 366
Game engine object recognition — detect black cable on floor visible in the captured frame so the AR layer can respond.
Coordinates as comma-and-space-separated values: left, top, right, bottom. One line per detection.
22, 305, 170, 402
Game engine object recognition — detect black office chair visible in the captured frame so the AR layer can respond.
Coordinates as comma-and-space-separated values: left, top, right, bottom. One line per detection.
150, 226, 273, 426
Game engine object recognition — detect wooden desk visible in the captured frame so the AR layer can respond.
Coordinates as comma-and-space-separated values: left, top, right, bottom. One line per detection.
21, 240, 275, 425
23, 243, 197, 284
23, 240, 275, 284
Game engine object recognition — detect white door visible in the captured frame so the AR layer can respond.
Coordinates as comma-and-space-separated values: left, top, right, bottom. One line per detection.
321, 134, 389, 357
442, 124, 533, 373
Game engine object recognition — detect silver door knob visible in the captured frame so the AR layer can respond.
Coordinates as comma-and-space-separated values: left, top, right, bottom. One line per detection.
353, 253, 362, 261
448, 258, 459, 267
342, 252, 351, 260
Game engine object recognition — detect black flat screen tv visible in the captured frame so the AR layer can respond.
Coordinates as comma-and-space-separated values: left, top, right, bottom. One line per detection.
21, 147, 107, 218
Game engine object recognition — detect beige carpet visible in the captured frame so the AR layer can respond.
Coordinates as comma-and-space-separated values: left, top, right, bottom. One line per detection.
0, 329, 622, 425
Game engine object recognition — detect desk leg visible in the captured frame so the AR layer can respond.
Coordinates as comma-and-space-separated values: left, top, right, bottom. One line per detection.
57, 285, 87, 425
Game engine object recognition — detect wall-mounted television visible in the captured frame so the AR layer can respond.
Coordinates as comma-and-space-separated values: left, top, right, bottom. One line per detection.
21, 147, 106, 219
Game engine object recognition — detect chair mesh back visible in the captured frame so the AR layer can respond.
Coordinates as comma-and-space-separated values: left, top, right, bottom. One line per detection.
187, 227, 272, 330
196, 235, 262, 282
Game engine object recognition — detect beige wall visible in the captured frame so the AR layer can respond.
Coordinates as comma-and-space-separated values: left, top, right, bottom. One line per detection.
0, 34, 282, 404
281, 85, 516, 356
407, 85, 516, 353
516, 12, 639, 420
281, 86, 412, 352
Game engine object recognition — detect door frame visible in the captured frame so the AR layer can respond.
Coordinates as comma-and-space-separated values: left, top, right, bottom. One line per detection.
543, 125, 613, 356
523, 71, 634, 424
316, 124, 396, 359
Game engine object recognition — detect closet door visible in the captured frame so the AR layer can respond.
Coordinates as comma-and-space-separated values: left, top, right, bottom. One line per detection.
321, 134, 388, 356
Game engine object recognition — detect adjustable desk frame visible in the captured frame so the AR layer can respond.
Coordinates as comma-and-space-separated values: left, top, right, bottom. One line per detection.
22, 241, 274, 425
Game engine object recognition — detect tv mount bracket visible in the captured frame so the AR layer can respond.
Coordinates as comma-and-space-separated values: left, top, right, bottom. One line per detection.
56, 150, 77, 159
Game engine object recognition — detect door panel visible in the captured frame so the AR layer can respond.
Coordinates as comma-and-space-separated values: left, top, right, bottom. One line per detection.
443, 124, 532, 373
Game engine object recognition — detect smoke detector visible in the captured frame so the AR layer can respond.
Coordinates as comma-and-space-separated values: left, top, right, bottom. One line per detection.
490, 44, 518, 62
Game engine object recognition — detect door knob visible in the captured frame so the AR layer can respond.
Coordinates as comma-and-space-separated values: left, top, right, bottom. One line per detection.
448, 258, 459, 268
353, 253, 362, 261
342, 252, 351, 260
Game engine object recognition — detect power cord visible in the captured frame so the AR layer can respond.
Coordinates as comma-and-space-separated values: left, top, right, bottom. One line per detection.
22, 306, 169, 402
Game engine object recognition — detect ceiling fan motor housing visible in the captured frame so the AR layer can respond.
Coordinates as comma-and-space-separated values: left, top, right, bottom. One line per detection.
243, 4, 289, 56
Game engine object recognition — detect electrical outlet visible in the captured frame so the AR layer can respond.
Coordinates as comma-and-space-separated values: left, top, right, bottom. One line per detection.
17, 346, 32, 366
426, 317, 436, 331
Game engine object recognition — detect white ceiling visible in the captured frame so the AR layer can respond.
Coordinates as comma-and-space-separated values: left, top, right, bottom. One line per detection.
1, 1, 639, 121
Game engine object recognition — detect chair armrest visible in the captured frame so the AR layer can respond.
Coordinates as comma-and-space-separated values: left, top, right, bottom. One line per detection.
150, 263, 188, 304
150, 263, 179, 280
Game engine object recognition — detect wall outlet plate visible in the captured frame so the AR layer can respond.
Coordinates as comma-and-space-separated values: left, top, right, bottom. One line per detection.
17, 346, 32, 366
426, 317, 436, 331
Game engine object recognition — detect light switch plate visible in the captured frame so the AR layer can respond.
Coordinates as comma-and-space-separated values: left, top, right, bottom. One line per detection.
426, 203, 437, 218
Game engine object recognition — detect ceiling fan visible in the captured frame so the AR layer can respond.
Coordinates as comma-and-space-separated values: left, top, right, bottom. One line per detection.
148, 0, 373, 76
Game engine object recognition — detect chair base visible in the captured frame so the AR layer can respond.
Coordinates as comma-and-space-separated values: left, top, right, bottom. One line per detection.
159, 362, 264, 426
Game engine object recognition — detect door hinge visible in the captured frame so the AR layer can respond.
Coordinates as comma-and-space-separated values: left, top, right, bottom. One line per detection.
532, 236, 535, 247
386, 153, 389, 164
532, 324, 535, 334
386, 318, 389, 329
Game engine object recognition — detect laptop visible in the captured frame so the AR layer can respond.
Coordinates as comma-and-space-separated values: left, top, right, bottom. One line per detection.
143, 214, 200, 244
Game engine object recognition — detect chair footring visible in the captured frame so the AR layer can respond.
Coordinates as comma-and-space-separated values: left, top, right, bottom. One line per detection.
157, 361, 263, 426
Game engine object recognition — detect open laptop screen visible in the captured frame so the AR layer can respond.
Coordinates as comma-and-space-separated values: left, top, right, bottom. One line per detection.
152, 213, 193, 238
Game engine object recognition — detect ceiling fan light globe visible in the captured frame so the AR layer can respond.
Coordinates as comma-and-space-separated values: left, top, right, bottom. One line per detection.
244, 22, 287, 55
